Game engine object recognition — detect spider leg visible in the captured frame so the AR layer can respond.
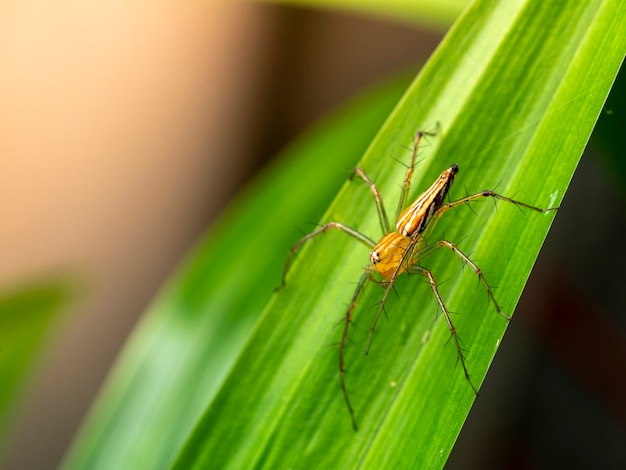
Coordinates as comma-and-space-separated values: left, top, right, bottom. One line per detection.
395, 127, 439, 220
408, 265, 478, 395
340, 268, 371, 431
351, 168, 391, 235
435, 240, 511, 320
439, 190, 559, 215
365, 279, 393, 356
277, 222, 375, 290
413, 240, 511, 321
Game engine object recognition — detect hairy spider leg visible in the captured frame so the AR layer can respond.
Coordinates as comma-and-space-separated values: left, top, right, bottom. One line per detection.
407, 264, 479, 395
277, 222, 376, 290
435, 189, 559, 318
339, 268, 372, 431
439, 189, 560, 216
415, 240, 511, 321
396, 128, 439, 220
350, 168, 390, 235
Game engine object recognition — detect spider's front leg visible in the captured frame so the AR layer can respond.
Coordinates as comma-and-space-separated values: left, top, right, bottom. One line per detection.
276, 222, 375, 290
279, 166, 393, 291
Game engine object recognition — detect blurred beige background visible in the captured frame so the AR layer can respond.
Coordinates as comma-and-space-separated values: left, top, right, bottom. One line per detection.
0, 2, 268, 468
0, 2, 436, 468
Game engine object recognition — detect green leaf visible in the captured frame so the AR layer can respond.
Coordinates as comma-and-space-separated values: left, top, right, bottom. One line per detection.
0, 280, 72, 450
172, 1, 625, 469
61, 74, 409, 469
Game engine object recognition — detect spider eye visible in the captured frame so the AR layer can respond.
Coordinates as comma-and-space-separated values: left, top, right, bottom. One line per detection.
370, 251, 380, 264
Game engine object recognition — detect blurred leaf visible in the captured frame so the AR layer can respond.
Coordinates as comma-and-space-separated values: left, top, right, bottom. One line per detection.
0, 280, 71, 449
172, 0, 625, 469
266, 0, 469, 29
61, 73, 410, 469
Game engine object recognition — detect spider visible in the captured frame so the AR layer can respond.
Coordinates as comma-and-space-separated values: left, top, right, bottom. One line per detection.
278, 130, 558, 430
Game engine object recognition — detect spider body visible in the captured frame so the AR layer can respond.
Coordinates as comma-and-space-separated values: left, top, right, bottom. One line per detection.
370, 164, 458, 278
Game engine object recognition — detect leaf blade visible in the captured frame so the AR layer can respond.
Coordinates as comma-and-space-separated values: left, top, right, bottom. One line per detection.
0, 280, 72, 452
